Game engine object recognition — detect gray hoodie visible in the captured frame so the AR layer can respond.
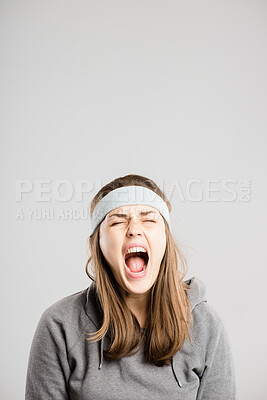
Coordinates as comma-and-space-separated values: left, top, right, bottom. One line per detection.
26, 277, 236, 399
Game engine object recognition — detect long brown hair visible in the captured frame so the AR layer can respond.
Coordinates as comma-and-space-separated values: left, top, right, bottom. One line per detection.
85, 174, 192, 366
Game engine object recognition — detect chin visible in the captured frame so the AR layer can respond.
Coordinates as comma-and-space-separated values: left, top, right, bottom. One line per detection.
124, 280, 154, 295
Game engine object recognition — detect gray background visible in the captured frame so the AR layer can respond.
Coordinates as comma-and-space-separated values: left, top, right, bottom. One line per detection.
1, 1, 266, 399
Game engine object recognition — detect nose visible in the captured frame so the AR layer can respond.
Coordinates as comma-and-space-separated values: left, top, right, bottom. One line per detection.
126, 219, 142, 237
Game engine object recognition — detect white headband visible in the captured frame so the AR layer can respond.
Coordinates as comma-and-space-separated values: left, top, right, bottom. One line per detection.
90, 185, 171, 235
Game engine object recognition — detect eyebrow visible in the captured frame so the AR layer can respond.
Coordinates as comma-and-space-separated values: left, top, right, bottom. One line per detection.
107, 210, 157, 219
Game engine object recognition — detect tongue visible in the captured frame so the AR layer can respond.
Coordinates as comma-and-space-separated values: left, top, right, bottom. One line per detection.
125, 256, 145, 273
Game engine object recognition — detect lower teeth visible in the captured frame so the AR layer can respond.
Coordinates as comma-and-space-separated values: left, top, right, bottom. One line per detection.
126, 265, 146, 274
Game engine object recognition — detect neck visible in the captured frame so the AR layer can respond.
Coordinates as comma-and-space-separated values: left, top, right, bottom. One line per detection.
123, 291, 149, 328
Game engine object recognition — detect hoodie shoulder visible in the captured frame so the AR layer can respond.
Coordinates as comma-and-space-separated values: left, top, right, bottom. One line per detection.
43, 288, 88, 320
33, 288, 92, 353
185, 276, 228, 360
183, 277, 236, 397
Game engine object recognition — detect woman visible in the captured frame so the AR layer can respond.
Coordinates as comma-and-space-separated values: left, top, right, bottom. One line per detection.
26, 174, 236, 399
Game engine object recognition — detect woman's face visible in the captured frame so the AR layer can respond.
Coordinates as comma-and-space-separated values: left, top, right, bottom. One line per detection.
99, 204, 167, 296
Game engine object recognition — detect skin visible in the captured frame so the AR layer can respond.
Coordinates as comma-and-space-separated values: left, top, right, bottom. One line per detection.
99, 204, 167, 327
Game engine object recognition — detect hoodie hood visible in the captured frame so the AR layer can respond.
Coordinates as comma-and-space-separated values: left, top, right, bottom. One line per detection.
184, 276, 207, 311
85, 276, 207, 327
85, 276, 207, 380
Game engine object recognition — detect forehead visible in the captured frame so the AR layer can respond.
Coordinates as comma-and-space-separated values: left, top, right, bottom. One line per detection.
106, 204, 160, 218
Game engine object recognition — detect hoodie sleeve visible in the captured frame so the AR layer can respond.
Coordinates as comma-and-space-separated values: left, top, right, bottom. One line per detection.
194, 304, 237, 400
25, 309, 70, 399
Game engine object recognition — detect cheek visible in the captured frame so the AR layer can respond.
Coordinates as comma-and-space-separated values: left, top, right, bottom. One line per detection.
99, 230, 120, 267
99, 230, 112, 261
159, 230, 166, 258
158, 241, 167, 262
152, 230, 166, 261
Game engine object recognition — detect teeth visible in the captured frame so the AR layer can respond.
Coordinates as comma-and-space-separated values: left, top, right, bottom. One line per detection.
125, 265, 146, 274
126, 246, 147, 254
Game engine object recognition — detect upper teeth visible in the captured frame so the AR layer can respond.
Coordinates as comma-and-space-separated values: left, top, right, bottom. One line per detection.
126, 246, 147, 254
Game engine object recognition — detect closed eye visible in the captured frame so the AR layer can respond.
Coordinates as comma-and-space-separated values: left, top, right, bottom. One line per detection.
110, 219, 156, 226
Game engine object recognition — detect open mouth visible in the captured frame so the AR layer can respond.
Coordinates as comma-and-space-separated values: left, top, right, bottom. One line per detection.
124, 250, 149, 275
